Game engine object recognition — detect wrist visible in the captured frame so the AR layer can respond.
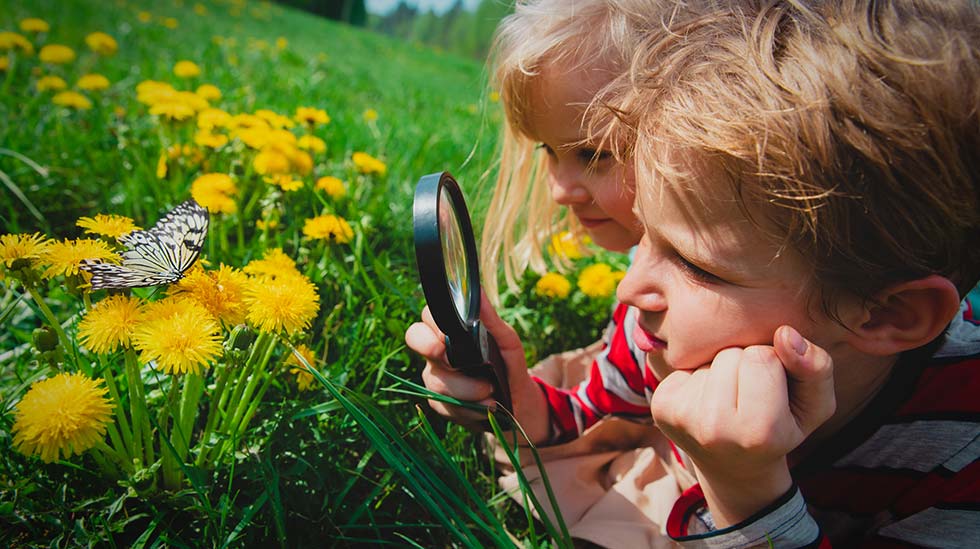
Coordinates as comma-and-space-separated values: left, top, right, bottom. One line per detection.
695, 459, 793, 529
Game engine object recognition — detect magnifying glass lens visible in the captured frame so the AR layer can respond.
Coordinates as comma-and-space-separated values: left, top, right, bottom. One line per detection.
438, 187, 470, 323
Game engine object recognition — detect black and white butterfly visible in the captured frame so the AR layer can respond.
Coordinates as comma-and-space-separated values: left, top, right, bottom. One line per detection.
81, 199, 209, 290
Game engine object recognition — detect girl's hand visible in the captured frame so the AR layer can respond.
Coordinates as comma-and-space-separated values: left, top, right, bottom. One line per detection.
649, 326, 835, 527
405, 293, 550, 442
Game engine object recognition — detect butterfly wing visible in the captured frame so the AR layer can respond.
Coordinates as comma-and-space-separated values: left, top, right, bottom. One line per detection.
81, 199, 209, 290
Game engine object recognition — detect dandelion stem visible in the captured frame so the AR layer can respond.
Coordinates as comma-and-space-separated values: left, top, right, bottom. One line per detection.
161, 378, 183, 490
233, 367, 276, 439
125, 350, 154, 468
195, 362, 233, 468
25, 286, 79, 371
100, 360, 136, 467
215, 331, 277, 462
176, 372, 205, 462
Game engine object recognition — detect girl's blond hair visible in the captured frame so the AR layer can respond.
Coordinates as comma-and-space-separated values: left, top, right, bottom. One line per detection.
481, 0, 674, 303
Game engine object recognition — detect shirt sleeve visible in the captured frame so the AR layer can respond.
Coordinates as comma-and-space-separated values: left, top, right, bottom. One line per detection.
667, 484, 828, 549
534, 303, 655, 443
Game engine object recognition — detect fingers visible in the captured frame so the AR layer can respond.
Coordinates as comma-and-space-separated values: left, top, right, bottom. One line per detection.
404, 321, 447, 367
773, 325, 836, 433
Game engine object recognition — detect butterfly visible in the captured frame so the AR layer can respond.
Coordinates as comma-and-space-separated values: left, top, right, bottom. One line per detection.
81, 199, 209, 290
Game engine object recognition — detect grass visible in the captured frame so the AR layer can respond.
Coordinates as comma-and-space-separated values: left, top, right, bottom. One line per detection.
0, 0, 625, 546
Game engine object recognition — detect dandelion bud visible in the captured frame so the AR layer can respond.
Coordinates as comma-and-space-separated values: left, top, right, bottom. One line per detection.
230, 326, 255, 350
33, 326, 59, 352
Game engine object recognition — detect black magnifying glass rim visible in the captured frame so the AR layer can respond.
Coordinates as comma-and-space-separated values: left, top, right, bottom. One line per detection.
413, 171, 481, 346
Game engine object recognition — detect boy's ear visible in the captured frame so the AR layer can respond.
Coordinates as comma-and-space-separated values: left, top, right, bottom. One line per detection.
847, 275, 961, 356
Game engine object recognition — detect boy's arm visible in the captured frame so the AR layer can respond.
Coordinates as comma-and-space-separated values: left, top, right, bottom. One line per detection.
651, 326, 835, 528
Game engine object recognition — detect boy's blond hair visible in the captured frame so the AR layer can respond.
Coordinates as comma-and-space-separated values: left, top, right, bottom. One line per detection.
609, 0, 980, 312
481, 0, 673, 302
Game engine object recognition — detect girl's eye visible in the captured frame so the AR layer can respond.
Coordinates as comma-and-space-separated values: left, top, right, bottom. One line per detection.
675, 254, 722, 284
577, 148, 613, 163
536, 143, 555, 157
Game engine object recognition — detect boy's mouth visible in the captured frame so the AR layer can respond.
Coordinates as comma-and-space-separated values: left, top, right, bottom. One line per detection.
632, 323, 666, 352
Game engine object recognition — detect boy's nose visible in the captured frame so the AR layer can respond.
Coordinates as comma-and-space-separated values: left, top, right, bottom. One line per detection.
617, 244, 667, 312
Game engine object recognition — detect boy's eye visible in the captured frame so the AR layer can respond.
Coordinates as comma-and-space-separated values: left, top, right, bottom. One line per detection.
674, 254, 722, 284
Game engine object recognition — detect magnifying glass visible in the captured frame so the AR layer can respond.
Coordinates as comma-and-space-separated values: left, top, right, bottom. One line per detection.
413, 171, 512, 416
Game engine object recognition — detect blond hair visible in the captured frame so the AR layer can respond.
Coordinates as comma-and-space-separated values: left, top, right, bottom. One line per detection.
481, 0, 674, 303
610, 0, 980, 313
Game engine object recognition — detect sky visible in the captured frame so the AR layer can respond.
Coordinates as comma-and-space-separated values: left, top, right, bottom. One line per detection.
365, 0, 481, 15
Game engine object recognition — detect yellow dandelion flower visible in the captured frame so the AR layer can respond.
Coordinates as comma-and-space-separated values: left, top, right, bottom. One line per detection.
169, 264, 248, 325
76, 214, 140, 239
0, 58, 8, 72
243, 248, 299, 278
489, 90, 500, 102
77, 295, 144, 354
12, 373, 113, 463
84, 32, 118, 55
52, 91, 92, 110
197, 108, 231, 130
351, 152, 386, 177
194, 3, 208, 15
39, 44, 75, 64
244, 272, 320, 334
0, 32, 34, 55
549, 231, 585, 260
577, 263, 624, 298
275, 36, 288, 50
133, 300, 222, 375
156, 152, 168, 179
0, 233, 51, 272
266, 174, 303, 192
135, 79, 175, 105
191, 173, 237, 214
137, 11, 153, 23
195, 83, 222, 101
150, 101, 195, 121
294, 106, 329, 127
194, 128, 228, 149
315, 176, 346, 199
173, 60, 201, 78
303, 214, 353, 244
290, 149, 313, 175
42, 238, 117, 278
19, 18, 50, 33
297, 135, 325, 154
253, 148, 291, 175
162, 17, 179, 29
255, 110, 295, 129
362, 108, 378, 122
285, 344, 316, 391
535, 272, 571, 299
255, 218, 278, 231
76, 73, 110, 91
36, 75, 67, 92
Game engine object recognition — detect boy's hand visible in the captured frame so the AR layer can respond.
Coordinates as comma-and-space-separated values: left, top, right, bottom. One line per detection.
649, 326, 835, 527
405, 293, 550, 443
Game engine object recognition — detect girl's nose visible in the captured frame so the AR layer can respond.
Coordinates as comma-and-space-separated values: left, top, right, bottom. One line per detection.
548, 165, 590, 206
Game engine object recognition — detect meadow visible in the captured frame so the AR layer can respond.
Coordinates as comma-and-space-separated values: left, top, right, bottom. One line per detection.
0, 0, 628, 546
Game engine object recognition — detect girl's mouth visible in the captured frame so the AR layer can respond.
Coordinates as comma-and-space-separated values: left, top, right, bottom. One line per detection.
632, 323, 666, 352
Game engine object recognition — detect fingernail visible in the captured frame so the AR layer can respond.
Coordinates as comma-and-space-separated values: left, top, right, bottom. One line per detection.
787, 327, 808, 356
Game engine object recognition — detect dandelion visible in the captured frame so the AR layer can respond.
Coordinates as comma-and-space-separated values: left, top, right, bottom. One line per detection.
285, 344, 316, 391
76, 214, 140, 239
0, 233, 51, 275
169, 265, 248, 325
194, 128, 228, 149
37, 75, 67, 92
156, 152, 168, 179
195, 83, 222, 101
363, 108, 378, 122
137, 11, 152, 23
76, 73, 110, 91
253, 148, 291, 175
275, 36, 288, 50
243, 248, 299, 278
77, 295, 144, 354
132, 299, 222, 375
12, 373, 113, 463
84, 32, 118, 55
42, 238, 117, 278
255, 109, 295, 129
191, 173, 237, 214
303, 214, 353, 244
577, 263, 625, 298
255, 218, 278, 231
150, 101, 195, 121
39, 44, 76, 65
0, 32, 34, 55
297, 135, 325, 154
197, 108, 231, 130
352, 152, 386, 176
489, 90, 500, 102
294, 106, 329, 127
173, 60, 201, 78
194, 3, 208, 15
549, 231, 586, 260
266, 174, 303, 192
162, 17, 179, 29
290, 149, 313, 175
52, 91, 93, 110
535, 273, 571, 299
0, 58, 8, 72
19, 18, 50, 33
244, 271, 320, 334
315, 176, 346, 199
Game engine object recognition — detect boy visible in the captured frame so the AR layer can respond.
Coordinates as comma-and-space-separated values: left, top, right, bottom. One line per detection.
413, 0, 980, 545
